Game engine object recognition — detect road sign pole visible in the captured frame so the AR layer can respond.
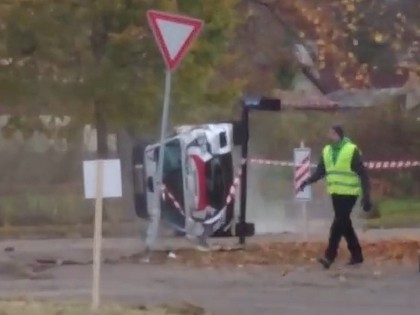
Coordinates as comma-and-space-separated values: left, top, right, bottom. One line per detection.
146, 70, 172, 250
294, 141, 311, 241
300, 141, 308, 241
302, 201, 308, 241
83, 159, 122, 309
146, 10, 203, 250
91, 159, 104, 310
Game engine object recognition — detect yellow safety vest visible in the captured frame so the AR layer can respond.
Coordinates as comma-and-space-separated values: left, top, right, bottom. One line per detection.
322, 142, 361, 196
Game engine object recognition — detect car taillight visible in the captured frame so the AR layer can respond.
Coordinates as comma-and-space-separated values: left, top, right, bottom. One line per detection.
189, 155, 208, 211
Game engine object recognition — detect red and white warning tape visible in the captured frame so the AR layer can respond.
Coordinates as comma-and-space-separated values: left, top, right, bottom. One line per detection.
203, 166, 242, 226
161, 185, 184, 214
249, 158, 315, 167
224, 170, 241, 207
364, 161, 420, 169
160, 158, 419, 213
249, 158, 420, 169
159, 157, 420, 234
161, 160, 244, 224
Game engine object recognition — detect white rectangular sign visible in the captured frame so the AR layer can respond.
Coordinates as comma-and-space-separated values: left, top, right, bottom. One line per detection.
83, 159, 122, 199
294, 148, 312, 201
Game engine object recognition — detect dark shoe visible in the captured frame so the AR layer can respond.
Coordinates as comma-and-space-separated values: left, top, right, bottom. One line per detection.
318, 257, 332, 269
347, 257, 363, 266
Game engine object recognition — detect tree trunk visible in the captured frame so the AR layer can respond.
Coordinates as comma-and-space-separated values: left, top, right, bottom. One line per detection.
116, 128, 136, 221
90, 12, 111, 226
94, 101, 108, 159
93, 100, 109, 223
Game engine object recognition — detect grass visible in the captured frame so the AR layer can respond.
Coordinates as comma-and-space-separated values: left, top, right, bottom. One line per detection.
0, 301, 209, 315
0, 222, 142, 239
0, 192, 419, 236
0, 193, 125, 226
366, 198, 420, 229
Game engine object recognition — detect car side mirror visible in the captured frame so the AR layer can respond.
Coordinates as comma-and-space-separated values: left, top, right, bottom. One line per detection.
147, 176, 154, 192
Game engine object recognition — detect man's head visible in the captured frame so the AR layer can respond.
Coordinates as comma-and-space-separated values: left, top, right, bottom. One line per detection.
328, 124, 344, 143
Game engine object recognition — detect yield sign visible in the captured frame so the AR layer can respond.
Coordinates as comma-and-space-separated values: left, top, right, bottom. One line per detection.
147, 10, 204, 72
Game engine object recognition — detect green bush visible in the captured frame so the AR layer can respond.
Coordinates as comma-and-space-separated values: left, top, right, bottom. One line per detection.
0, 193, 92, 226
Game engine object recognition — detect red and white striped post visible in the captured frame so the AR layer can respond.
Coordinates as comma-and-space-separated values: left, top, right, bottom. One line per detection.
294, 141, 312, 241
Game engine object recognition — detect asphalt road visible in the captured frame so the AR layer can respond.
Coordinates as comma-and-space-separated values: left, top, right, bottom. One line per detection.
0, 230, 419, 315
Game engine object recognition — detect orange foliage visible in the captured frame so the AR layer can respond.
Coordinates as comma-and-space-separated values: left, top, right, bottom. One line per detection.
126, 239, 420, 268
264, 0, 419, 90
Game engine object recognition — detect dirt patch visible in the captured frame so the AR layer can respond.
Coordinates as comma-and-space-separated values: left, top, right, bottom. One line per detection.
0, 301, 208, 315
121, 239, 420, 268
2, 237, 419, 282
0, 236, 419, 315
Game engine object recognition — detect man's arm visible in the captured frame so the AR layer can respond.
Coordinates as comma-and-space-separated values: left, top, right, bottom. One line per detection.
306, 156, 326, 185
351, 149, 370, 200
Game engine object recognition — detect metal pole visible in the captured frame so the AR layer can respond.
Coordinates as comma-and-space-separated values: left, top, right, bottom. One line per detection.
239, 106, 249, 245
146, 70, 172, 250
302, 199, 308, 241
91, 159, 104, 310
300, 140, 308, 241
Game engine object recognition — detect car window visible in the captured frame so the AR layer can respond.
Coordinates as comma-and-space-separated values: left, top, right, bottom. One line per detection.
153, 139, 182, 175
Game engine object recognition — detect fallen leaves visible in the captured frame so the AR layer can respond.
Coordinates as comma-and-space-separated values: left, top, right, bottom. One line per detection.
135, 239, 420, 268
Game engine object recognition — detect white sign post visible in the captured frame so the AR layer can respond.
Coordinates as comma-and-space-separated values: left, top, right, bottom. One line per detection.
83, 159, 122, 310
146, 10, 203, 249
294, 142, 312, 241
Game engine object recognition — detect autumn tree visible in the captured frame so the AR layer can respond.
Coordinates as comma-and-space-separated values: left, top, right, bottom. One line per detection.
252, 0, 420, 91
0, 0, 244, 154
243, 0, 420, 153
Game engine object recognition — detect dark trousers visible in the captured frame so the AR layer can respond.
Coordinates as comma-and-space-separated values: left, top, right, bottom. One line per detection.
325, 194, 363, 262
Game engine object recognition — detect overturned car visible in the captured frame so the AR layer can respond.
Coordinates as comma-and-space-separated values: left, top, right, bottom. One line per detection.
132, 97, 286, 240
132, 122, 255, 238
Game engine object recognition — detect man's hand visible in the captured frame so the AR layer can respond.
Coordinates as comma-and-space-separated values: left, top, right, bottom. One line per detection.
298, 180, 308, 192
361, 196, 372, 212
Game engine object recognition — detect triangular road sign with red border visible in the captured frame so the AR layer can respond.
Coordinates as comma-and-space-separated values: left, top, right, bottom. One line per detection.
147, 10, 204, 72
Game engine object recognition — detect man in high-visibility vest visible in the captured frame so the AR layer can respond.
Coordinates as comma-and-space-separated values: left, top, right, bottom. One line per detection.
299, 124, 371, 269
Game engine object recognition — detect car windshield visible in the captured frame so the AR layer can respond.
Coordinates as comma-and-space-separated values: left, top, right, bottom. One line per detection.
163, 139, 182, 174
161, 139, 185, 226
